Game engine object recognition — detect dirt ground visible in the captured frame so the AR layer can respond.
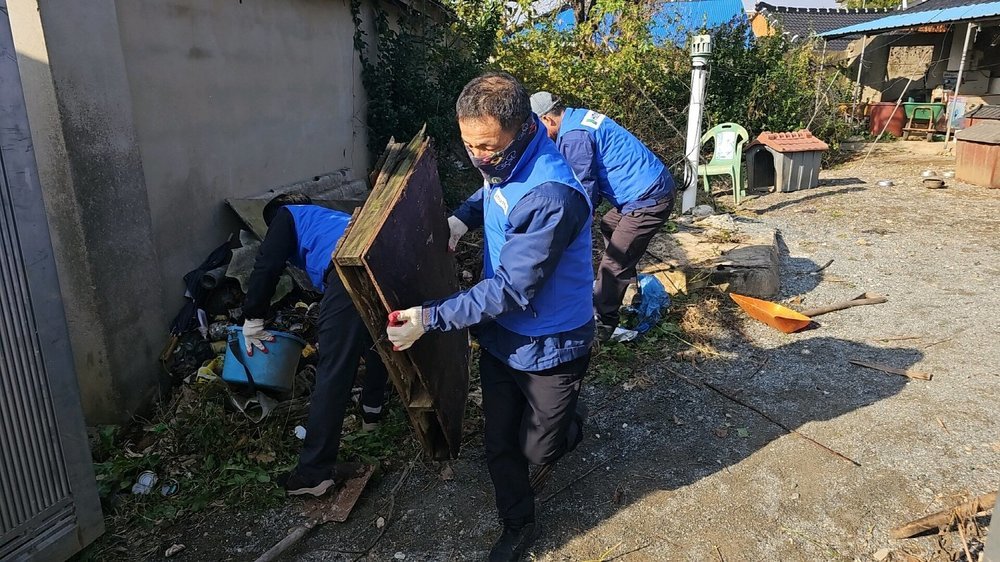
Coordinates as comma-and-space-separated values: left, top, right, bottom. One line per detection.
171, 142, 998, 561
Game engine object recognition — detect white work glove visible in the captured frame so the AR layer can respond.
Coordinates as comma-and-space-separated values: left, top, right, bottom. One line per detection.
447, 216, 469, 252
242, 318, 275, 356
386, 307, 426, 351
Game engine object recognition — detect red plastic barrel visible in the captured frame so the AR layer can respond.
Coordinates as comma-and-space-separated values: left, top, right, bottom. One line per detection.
868, 102, 905, 137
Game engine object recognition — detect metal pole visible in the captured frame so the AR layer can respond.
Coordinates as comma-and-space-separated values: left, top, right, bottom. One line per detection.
682, 35, 711, 213
851, 35, 868, 122
944, 23, 977, 145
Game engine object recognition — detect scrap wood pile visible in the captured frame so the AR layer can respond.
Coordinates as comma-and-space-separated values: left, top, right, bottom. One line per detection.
879, 491, 997, 561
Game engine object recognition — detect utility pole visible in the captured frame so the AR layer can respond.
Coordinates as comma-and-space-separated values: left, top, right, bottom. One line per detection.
944, 23, 978, 145
681, 34, 711, 213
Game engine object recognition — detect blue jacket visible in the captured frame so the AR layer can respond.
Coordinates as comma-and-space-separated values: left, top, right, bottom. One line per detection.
285, 205, 350, 292
558, 107, 675, 212
424, 118, 595, 371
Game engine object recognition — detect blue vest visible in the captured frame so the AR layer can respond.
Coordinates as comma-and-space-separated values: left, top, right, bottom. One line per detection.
558, 107, 667, 209
285, 205, 350, 292
483, 121, 594, 337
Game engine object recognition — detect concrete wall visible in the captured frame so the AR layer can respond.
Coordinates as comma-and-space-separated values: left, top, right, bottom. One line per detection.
9, 0, 168, 423
114, 0, 370, 298
9, 0, 383, 423
853, 32, 951, 103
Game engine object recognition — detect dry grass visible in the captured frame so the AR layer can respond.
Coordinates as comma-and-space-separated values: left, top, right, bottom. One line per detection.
672, 296, 726, 361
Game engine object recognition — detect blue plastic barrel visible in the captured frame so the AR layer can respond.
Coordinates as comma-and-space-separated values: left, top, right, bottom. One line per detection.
222, 327, 307, 393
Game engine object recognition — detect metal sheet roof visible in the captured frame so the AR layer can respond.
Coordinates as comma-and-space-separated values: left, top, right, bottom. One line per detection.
967, 105, 1000, 120
652, 0, 748, 41
956, 122, 1000, 143
820, 0, 1000, 38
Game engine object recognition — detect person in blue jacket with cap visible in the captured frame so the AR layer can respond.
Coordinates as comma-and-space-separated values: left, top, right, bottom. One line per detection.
241, 194, 388, 498
530, 92, 676, 341
385, 72, 593, 562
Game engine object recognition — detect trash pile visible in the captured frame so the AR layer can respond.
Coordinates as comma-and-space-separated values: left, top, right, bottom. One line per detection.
89, 229, 343, 539
160, 230, 323, 421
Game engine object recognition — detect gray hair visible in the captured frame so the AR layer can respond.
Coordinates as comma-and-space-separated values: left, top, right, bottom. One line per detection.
455, 72, 531, 133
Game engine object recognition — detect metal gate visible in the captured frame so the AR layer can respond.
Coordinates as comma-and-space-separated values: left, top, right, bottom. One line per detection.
0, 2, 104, 560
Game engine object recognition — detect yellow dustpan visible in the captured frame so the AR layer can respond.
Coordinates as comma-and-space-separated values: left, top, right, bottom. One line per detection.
729, 293, 812, 334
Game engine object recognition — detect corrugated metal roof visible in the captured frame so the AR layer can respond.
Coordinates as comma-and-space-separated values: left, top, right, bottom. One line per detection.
956, 122, 1000, 143
966, 105, 1000, 120
652, 0, 748, 41
756, 2, 894, 49
906, 0, 996, 14
820, 0, 1000, 37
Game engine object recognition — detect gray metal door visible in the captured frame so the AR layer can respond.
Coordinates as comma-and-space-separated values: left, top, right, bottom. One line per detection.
0, 2, 104, 560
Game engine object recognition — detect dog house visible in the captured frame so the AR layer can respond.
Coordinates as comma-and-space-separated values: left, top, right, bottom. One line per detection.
746, 130, 829, 193
955, 122, 1000, 189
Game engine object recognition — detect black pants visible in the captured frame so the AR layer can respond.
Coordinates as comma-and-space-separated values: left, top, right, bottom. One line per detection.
594, 195, 674, 328
481, 351, 589, 527
297, 269, 389, 480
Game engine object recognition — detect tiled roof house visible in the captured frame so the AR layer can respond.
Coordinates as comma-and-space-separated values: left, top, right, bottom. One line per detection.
751, 1, 896, 50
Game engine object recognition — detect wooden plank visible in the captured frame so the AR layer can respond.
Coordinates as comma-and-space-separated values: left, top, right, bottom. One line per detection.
334, 128, 469, 459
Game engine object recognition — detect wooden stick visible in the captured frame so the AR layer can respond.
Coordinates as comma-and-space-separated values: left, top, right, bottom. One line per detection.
809, 259, 834, 275
799, 294, 887, 318
956, 517, 974, 562
875, 335, 921, 343
255, 521, 316, 562
849, 359, 932, 381
540, 461, 604, 503
889, 491, 996, 539
663, 365, 860, 466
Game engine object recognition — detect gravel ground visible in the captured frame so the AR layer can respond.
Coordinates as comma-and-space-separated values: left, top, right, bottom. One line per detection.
176, 142, 998, 562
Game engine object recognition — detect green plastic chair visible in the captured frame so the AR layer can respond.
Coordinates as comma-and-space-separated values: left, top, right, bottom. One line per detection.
698, 123, 749, 203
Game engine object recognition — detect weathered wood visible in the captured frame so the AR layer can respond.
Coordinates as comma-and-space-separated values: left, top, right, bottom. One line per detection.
253, 464, 375, 562
889, 491, 996, 539
799, 294, 887, 318
334, 128, 469, 460
849, 359, 932, 381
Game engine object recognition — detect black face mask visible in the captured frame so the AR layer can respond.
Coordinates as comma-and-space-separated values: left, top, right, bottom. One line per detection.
467, 117, 539, 185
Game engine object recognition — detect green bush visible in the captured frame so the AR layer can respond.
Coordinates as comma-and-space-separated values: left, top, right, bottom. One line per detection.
352, 1, 861, 201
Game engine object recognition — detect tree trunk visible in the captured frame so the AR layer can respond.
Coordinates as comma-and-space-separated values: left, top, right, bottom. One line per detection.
571, 0, 595, 23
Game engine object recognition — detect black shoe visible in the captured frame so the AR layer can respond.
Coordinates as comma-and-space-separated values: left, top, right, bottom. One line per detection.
361, 408, 382, 433
489, 522, 540, 562
277, 468, 335, 497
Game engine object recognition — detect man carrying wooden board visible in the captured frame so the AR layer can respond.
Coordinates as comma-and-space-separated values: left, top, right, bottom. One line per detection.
386, 72, 594, 562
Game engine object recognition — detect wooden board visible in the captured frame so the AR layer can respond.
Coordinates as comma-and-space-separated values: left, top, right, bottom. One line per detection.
334, 128, 469, 460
